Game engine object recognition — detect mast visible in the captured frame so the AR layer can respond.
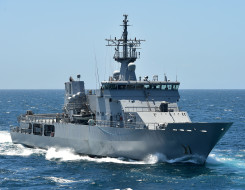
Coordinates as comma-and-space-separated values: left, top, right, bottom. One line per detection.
106, 15, 145, 81
122, 14, 128, 59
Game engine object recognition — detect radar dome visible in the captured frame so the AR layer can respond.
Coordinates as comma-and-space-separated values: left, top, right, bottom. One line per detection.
128, 63, 136, 72
113, 70, 120, 80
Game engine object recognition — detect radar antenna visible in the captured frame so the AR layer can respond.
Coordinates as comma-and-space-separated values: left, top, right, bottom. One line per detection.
105, 15, 145, 81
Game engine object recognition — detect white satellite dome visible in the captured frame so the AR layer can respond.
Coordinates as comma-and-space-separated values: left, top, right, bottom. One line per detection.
113, 70, 120, 80
128, 63, 136, 71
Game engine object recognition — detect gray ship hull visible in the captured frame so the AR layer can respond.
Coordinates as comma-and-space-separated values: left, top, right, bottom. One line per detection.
10, 122, 232, 164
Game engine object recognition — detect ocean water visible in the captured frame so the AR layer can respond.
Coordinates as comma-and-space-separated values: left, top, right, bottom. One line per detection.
0, 89, 245, 189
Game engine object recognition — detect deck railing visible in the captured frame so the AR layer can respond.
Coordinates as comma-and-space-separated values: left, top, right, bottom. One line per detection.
95, 120, 165, 130
13, 113, 166, 132
18, 113, 65, 124
114, 51, 138, 60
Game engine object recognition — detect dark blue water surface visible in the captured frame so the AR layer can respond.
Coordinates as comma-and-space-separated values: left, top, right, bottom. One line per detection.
0, 89, 245, 189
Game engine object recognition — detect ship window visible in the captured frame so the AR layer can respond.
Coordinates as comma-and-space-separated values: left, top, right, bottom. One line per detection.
152, 85, 161, 90
44, 125, 55, 137
33, 124, 43, 136
127, 85, 135, 89
167, 85, 172, 90
109, 84, 117, 89
135, 84, 144, 89
118, 85, 126, 89
172, 85, 179, 90
156, 85, 161, 89
161, 85, 168, 90
144, 85, 151, 89
102, 84, 107, 89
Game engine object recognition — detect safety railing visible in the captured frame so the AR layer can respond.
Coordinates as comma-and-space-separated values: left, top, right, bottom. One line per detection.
95, 120, 166, 130
114, 51, 138, 60
18, 113, 65, 124
124, 106, 158, 112
124, 106, 179, 112
14, 114, 167, 131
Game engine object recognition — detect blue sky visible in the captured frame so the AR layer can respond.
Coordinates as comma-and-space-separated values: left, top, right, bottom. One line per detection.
0, 0, 244, 89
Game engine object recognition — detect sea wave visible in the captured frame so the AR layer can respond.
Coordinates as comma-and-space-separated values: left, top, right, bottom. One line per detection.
0, 131, 12, 143
207, 153, 245, 169
45, 147, 146, 164
44, 177, 79, 184
0, 131, 46, 156
45, 148, 206, 165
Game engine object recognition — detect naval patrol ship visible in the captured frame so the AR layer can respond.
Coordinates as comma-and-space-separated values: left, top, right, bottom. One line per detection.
10, 15, 232, 164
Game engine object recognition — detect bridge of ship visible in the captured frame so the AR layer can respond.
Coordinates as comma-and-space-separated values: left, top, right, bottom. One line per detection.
100, 81, 180, 91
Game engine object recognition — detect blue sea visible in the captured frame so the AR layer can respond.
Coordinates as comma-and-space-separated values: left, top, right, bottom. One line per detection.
0, 89, 245, 189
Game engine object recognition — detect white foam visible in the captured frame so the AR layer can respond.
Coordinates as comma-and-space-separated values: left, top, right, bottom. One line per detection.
0, 131, 46, 156
45, 147, 144, 164
167, 154, 205, 164
0, 143, 46, 157
206, 153, 223, 165
45, 147, 169, 164
207, 153, 245, 169
143, 153, 167, 164
45, 148, 82, 161
224, 109, 232, 112
45, 177, 77, 184
0, 131, 12, 143
45, 148, 204, 165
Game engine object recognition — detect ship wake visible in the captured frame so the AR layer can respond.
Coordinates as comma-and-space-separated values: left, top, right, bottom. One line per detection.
45, 148, 206, 165
0, 131, 46, 157
206, 153, 245, 169
144, 153, 206, 164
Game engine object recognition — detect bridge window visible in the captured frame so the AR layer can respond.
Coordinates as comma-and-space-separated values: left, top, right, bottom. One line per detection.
144, 85, 151, 89
167, 85, 172, 90
102, 84, 118, 89
161, 85, 168, 90
118, 85, 126, 89
136, 84, 144, 89
127, 85, 135, 89
109, 84, 117, 89
152, 85, 161, 90
172, 85, 179, 90
102, 83, 179, 90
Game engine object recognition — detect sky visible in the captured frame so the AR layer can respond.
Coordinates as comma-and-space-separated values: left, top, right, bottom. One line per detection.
0, 0, 244, 89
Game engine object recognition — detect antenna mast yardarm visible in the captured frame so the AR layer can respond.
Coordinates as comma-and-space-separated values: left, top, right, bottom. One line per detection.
105, 15, 145, 81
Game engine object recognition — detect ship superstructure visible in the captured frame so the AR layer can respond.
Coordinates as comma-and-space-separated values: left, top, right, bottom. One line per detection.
10, 15, 232, 164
